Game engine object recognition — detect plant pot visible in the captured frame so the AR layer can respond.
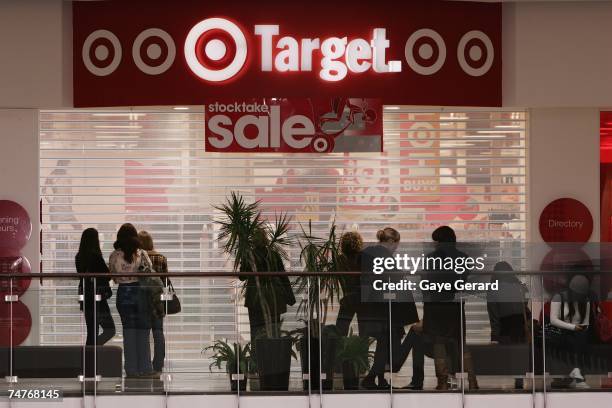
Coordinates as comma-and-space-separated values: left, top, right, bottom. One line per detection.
255, 337, 292, 391
227, 368, 247, 392
299, 333, 338, 391
342, 361, 360, 390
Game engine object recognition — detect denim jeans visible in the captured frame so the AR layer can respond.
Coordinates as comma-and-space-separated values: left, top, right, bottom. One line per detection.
151, 316, 165, 372
116, 282, 152, 376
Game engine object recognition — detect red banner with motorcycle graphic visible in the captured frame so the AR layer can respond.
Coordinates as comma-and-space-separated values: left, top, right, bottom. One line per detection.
205, 98, 382, 153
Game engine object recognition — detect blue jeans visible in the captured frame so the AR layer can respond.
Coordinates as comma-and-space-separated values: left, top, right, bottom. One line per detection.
116, 282, 152, 376
151, 316, 165, 372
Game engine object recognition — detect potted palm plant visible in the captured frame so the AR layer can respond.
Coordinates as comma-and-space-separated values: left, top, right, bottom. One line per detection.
294, 221, 344, 391
335, 332, 373, 390
214, 192, 296, 391
204, 340, 251, 391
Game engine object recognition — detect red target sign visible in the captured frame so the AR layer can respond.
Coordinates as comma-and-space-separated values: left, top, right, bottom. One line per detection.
73, 1, 502, 107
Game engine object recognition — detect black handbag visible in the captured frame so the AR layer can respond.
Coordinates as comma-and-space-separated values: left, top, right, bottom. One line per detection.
164, 279, 182, 315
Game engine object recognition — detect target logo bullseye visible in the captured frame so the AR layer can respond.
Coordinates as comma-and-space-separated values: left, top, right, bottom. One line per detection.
184, 18, 248, 82
405, 29, 446, 76
457, 30, 494, 77
82, 29, 122, 76
132, 28, 176, 75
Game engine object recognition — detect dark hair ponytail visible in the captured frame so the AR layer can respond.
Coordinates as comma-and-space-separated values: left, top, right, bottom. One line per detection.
114, 223, 140, 263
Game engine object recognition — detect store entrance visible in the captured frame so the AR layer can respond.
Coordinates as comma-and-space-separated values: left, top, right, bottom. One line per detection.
38, 106, 527, 372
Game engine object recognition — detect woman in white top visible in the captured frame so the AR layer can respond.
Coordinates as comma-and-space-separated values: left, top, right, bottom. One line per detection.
549, 274, 592, 388
109, 223, 154, 378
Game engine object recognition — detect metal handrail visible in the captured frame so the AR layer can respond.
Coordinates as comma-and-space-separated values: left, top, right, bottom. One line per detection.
1, 270, 611, 279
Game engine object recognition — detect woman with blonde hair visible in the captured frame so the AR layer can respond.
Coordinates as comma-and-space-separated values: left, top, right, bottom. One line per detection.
359, 227, 419, 389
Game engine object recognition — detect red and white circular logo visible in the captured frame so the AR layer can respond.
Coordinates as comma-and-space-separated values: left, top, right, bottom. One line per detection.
184, 18, 248, 82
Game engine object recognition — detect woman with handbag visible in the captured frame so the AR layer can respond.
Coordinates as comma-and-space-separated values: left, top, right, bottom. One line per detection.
109, 223, 155, 378
548, 274, 592, 389
138, 230, 168, 375
76, 228, 116, 346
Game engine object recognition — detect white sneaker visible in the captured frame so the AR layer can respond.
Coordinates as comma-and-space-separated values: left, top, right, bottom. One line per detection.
569, 368, 584, 380
570, 379, 590, 389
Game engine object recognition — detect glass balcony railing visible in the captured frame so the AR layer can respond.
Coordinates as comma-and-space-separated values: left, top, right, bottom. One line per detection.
1, 263, 611, 404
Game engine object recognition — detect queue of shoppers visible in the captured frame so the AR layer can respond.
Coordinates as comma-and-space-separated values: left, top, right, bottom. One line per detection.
76, 223, 168, 379
76, 222, 607, 390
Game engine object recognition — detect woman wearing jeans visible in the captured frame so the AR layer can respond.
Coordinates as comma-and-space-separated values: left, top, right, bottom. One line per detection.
138, 230, 167, 375
109, 223, 154, 378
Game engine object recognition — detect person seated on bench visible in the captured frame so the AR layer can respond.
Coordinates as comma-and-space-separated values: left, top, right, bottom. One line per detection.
486, 261, 530, 389
548, 274, 592, 389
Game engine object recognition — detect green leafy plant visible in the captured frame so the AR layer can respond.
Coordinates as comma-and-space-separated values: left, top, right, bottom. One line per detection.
296, 220, 344, 336
214, 191, 293, 338
335, 332, 374, 375
203, 340, 251, 374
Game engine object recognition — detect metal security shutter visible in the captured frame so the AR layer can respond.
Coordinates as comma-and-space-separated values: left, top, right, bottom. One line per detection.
39, 107, 527, 373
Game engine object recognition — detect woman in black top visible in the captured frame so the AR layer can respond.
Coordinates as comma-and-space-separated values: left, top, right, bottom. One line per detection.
421, 226, 478, 390
239, 228, 296, 340
335, 231, 363, 336
360, 227, 419, 389
76, 228, 115, 346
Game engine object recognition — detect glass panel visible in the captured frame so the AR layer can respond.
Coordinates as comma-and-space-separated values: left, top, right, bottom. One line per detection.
543, 268, 611, 392
0, 275, 15, 403
80, 269, 120, 398
241, 276, 301, 394
166, 277, 236, 394
461, 270, 534, 392
14, 282, 85, 398
111, 279, 163, 394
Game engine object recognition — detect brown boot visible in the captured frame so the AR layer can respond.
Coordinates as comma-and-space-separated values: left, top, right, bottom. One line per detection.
462, 351, 479, 390
434, 358, 450, 390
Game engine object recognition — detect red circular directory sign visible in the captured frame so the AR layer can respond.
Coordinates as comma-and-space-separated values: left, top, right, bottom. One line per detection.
0, 256, 32, 295
0, 200, 32, 252
0, 301, 32, 346
539, 198, 593, 243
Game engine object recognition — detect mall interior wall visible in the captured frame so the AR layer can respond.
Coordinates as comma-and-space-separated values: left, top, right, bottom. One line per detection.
0, 0, 72, 109
502, 1, 612, 242
0, 109, 40, 344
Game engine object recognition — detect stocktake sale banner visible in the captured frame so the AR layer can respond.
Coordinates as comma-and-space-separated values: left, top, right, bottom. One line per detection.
205, 98, 382, 153
73, 0, 502, 107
